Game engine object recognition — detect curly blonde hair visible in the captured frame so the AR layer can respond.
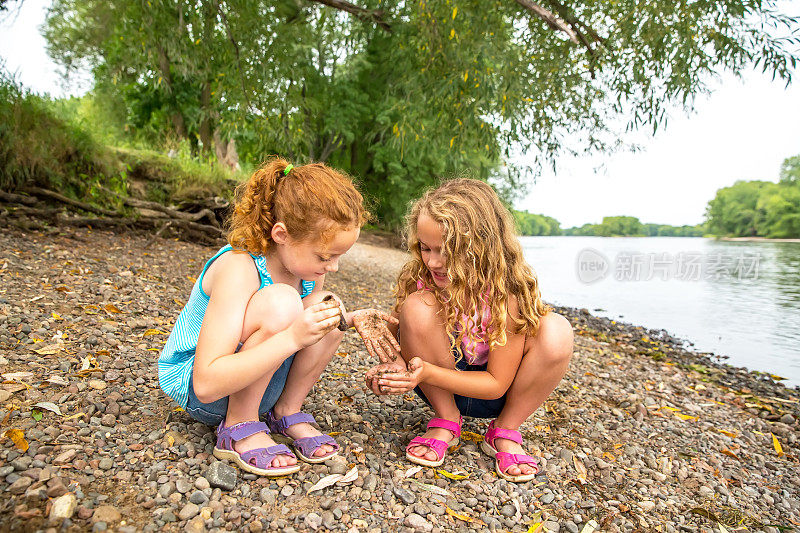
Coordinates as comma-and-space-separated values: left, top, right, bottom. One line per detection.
394, 178, 550, 352
227, 157, 369, 255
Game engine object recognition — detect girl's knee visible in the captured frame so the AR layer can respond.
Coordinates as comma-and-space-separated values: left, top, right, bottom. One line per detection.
533, 313, 574, 366
399, 290, 442, 328
245, 283, 304, 336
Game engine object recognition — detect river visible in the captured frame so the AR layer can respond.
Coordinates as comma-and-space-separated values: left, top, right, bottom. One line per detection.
520, 236, 800, 387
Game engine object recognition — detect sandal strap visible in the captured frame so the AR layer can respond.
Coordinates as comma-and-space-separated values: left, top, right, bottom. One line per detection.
406, 437, 449, 461
216, 421, 270, 450
485, 419, 521, 446
240, 444, 295, 468
426, 416, 462, 438
293, 434, 340, 458
267, 410, 316, 436
495, 452, 539, 476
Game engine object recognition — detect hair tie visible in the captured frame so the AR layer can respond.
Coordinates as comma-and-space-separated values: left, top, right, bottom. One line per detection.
284, 164, 294, 176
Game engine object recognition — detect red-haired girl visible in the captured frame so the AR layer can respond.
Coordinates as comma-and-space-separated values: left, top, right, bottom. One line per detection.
159, 158, 398, 477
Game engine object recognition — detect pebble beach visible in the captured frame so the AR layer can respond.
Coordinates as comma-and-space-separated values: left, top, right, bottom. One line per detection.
0, 226, 798, 532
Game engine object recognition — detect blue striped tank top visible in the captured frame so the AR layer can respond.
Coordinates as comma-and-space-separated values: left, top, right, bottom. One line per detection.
157, 245, 315, 408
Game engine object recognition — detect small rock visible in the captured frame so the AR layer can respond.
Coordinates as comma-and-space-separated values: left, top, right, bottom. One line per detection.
92, 505, 121, 524
189, 491, 208, 505
179, 502, 199, 521
203, 462, 236, 491
543, 520, 561, 533
638, 500, 656, 512
404, 513, 432, 532
780, 413, 795, 425
194, 477, 210, 491
540, 493, 555, 505
49, 493, 77, 521
98, 458, 113, 470
393, 486, 416, 505
88, 379, 107, 390
500, 505, 516, 517
54, 449, 77, 465
0, 390, 11, 402
175, 479, 192, 494
185, 516, 206, 533
305, 512, 322, 530
8, 476, 33, 494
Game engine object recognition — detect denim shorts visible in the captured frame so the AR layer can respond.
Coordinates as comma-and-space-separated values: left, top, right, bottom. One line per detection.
184, 354, 296, 427
413, 351, 507, 419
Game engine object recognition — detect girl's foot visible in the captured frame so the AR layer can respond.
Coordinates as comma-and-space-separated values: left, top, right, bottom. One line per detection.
491, 436, 537, 476
213, 421, 300, 476
406, 416, 462, 467
233, 430, 297, 468
481, 420, 539, 482
267, 409, 340, 462
271, 408, 335, 458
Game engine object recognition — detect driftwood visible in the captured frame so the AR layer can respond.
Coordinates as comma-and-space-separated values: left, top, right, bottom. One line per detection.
1, 186, 226, 244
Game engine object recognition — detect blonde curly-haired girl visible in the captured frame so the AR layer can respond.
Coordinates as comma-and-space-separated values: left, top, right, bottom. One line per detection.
159, 157, 398, 477
367, 178, 574, 482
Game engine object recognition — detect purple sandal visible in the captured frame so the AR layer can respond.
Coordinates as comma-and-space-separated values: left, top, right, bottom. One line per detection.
266, 411, 340, 464
213, 420, 300, 477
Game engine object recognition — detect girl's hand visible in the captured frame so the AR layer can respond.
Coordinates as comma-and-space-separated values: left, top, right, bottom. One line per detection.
374, 357, 425, 394
351, 309, 401, 363
365, 359, 408, 395
289, 300, 342, 349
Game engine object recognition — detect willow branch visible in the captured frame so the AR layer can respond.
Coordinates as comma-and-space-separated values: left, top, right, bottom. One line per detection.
308, 0, 391, 32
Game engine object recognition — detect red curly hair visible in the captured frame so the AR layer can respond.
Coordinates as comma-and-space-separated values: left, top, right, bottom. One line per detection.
227, 157, 369, 255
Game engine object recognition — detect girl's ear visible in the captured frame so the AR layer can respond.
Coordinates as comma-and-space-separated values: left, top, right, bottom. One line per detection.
271, 222, 290, 244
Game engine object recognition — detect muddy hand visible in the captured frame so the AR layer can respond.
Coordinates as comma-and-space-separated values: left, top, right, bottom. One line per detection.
365, 360, 408, 395
322, 294, 349, 331
377, 357, 424, 394
352, 309, 400, 363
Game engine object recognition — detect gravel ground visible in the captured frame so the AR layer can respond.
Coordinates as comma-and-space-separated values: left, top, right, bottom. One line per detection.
0, 225, 798, 532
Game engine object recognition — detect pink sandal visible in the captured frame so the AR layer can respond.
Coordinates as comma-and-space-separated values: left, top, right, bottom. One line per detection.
405, 417, 462, 467
481, 420, 540, 482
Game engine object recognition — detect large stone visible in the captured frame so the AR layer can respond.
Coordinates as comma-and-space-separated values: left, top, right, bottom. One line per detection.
203, 462, 237, 491
392, 486, 416, 505
49, 493, 77, 521
185, 516, 206, 533
92, 505, 122, 524
54, 449, 77, 465
8, 476, 33, 494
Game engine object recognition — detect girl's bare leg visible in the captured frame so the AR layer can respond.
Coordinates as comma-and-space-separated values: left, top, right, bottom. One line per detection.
270, 291, 345, 458
224, 283, 304, 468
491, 312, 574, 476
398, 291, 461, 462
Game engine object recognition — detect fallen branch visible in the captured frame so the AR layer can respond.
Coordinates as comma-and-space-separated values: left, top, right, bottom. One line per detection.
0, 190, 37, 206
22, 186, 119, 217
96, 185, 220, 227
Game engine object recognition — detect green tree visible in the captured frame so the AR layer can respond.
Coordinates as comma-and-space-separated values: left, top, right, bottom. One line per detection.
43, 0, 800, 225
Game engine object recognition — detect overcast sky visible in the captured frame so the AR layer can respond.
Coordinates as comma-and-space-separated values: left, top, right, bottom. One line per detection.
2, 1, 799, 228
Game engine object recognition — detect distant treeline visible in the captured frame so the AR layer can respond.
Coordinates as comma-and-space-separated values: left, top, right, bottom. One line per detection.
705, 156, 800, 239
512, 211, 704, 237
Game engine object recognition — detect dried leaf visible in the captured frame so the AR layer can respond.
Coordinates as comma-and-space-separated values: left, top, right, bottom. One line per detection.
446, 506, 485, 525
437, 469, 469, 480
64, 412, 87, 420
720, 449, 740, 460
104, 304, 121, 314
33, 402, 62, 415
3, 428, 28, 451
675, 413, 699, 421
460, 430, 484, 443
404, 466, 422, 478
573, 456, 588, 483
51, 312, 62, 320
33, 344, 62, 355
580, 520, 599, 533
31, 411, 42, 421
407, 478, 451, 496
339, 466, 359, 484
47, 376, 69, 386
718, 524, 730, 533
143, 329, 166, 336
527, 523, 543, 533
771, 433, 784, 457
3, 372, 34, 381
307, 473, 343, 493
718, 429, 738, 438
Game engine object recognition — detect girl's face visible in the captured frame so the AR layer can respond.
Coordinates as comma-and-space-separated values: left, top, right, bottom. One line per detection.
417, 212, 449, 288
274, 223, 360, 281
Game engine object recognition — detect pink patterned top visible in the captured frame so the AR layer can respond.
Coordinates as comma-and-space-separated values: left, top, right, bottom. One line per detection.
416, 280, 492, 366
